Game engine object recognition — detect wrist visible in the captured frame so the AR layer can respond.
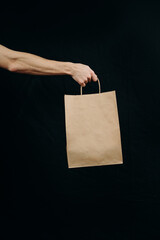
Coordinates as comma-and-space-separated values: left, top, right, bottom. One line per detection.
64, 62, 75, 76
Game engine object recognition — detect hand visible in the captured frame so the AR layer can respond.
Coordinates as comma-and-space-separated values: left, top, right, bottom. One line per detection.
70, 63, 98, 87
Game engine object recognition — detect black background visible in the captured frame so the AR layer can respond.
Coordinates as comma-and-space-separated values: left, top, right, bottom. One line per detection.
1, 0, 160, 239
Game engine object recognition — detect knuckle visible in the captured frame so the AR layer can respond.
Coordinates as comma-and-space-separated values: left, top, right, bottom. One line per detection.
87, 73, 91, 79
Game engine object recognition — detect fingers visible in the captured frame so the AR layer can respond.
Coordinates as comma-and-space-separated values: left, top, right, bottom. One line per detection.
81, 80, 87, 87
88, 76, 92, 83
82, 71, 97, 86
91, 70, 98, 82
72, 63, 98, 86
79, 72, 98, 87
81, 78, 89, 87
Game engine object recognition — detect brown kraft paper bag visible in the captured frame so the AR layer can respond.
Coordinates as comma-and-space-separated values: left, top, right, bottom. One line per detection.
64, 79, 123, 168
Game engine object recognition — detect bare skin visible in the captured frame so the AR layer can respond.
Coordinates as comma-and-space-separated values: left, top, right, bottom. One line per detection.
0, 44, 98, 87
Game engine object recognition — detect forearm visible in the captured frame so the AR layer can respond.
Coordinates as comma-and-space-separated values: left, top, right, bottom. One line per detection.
8, 51, 73, 76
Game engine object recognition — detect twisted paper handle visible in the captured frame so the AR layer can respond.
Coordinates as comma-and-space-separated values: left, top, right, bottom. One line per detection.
80, 78, 101, 95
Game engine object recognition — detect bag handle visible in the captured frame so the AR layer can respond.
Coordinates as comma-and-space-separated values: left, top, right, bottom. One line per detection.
80, 78, 101, 95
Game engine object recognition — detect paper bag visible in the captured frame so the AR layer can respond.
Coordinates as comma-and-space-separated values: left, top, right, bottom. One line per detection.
64, 79, 123, 168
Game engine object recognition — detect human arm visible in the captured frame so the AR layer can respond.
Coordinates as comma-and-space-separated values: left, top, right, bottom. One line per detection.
0, 44, 98, 86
